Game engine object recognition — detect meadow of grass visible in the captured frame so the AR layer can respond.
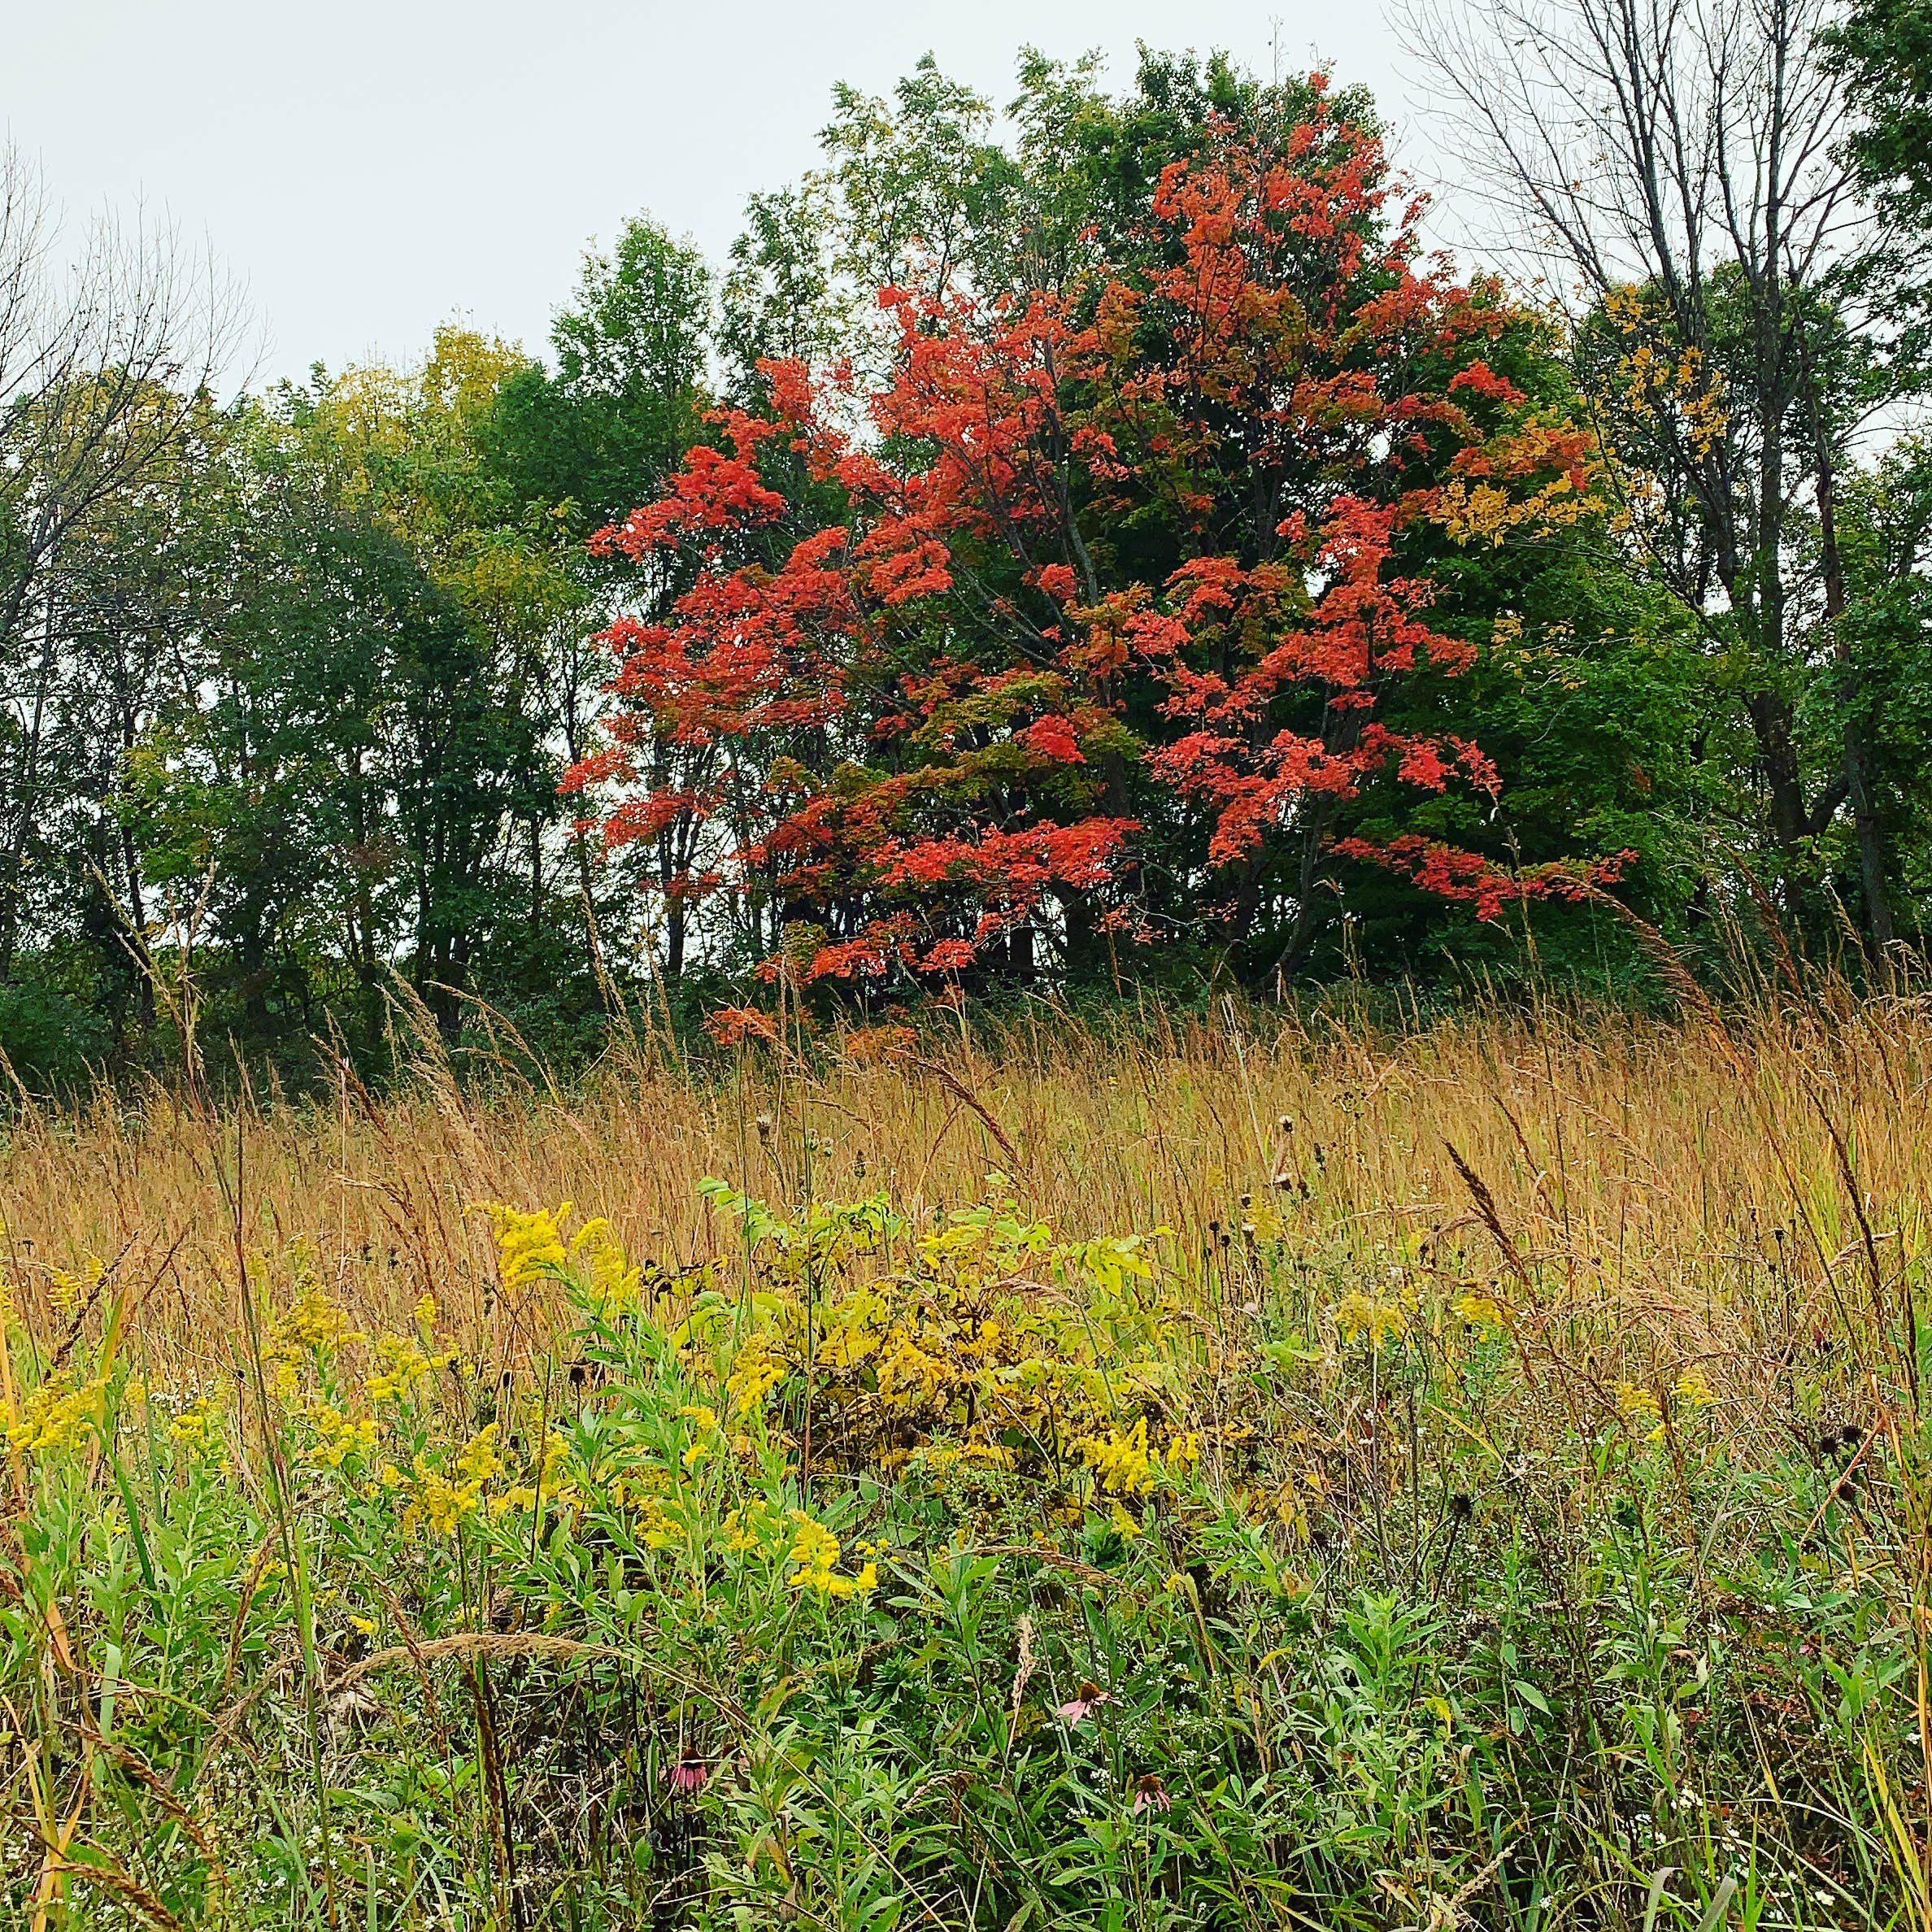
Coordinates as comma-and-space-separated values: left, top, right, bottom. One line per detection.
3, 987, 1931, 1930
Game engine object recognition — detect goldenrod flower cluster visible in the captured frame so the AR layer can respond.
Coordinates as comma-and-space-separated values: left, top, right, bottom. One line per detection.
569, 1216, 646, 1316
723, 1499, 785, 1553
1333, 1286, 1412, 1350
1081, 1417, 1158, 1496
303, 1401, 378, 1469
3, 1371, 108, 1456
46, 1254, 106, 1315
168, 1394, 224, 1453
365, 1286, 455, 1401
725, 1334, 785, 1419
474, 1201, 570, 1291
388, 1424, 503, 1537
1617, 1383, 1664, 1441
785, 1511, 876, 1598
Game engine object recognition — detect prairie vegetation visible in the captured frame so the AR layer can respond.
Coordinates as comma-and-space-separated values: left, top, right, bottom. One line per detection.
4, 990, 1932, 1927
6, 0, 1932, 1919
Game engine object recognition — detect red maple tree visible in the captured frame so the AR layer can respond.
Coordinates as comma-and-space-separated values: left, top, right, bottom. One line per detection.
567, 83, 1623, 993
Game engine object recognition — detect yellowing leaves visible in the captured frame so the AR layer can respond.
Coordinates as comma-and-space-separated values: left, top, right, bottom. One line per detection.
1433, 420, 1605, 547
1601, 282, 1730, 461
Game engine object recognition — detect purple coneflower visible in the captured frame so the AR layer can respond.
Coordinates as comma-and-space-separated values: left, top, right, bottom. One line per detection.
1056, 1679, 1113, 1723
1132, 1773, 1172, 1814
669, 1754, 709, 1793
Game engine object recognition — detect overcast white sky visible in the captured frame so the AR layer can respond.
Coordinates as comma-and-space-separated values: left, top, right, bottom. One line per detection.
6, 0, 1416, 385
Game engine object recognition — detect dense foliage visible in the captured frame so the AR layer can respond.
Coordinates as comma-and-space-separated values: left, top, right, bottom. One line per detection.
2, 29, 1930, 1088
570, 92, 1630, 994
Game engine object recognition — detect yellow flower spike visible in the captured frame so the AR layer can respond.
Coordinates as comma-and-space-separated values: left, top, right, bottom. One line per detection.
168, 1395, 220, 1449
783, 1511, 871, 1595
301, 1401, 377, 1469
456, 1423, 502, 1485
726, 1337, 785, 1419
724, 1500, 782, 1554
1673, 1366, 1715, 1410
568, 1216, 646, 1315
1080, 1417, 1156, 1496
472, 1201, 572, 1292
1333, 1287, 1410, 1350
366, 1334, 437, 1403
1617, 1383, 1667, 1442
271, 1286, 354, 1356
1456, 1289, 1508, 1330
46, 1257, 105, 1315
5, 1373, 110, 1457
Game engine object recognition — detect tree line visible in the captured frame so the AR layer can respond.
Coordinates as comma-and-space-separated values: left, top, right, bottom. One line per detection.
2, 0, 1930, 1087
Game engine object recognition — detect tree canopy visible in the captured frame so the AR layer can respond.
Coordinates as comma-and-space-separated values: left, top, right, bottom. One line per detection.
2, 28, 1928, 1087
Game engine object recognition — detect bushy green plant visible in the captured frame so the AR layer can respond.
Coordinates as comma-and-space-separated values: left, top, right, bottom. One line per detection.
1, 1182, 1921, 1929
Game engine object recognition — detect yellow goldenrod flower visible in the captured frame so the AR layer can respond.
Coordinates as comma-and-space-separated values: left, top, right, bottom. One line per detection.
1334, 1289, 1408, 1350
1673, 1365, 1715, 1410
302, 1401, 377, 1469
3, 1373, 108, 1457
1617, 1383, 1666, 1442
1456, 1289, 1508, 1330
272, 1286, 355, 1355
784, 1510, 874, 1597
366, 1333, 450, 1403
1081, 1417, 1156, 1497
568, 1216, 646, 1315
473, 1202, 571, 1292
725, 1337, 785, 1419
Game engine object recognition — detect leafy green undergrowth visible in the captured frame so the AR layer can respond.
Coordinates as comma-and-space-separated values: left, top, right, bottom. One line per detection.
0, 1185, 1921, 1929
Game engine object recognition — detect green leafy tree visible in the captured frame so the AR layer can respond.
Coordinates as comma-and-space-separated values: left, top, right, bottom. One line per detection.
1408, 0, 1913, 948
1827, 0, 1932, 367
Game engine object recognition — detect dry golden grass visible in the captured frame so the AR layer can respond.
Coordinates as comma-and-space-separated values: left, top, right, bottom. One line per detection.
3, 988, 1925, 1410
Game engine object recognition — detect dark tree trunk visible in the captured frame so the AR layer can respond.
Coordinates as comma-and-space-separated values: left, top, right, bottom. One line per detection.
1805, 356, 1895, 946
